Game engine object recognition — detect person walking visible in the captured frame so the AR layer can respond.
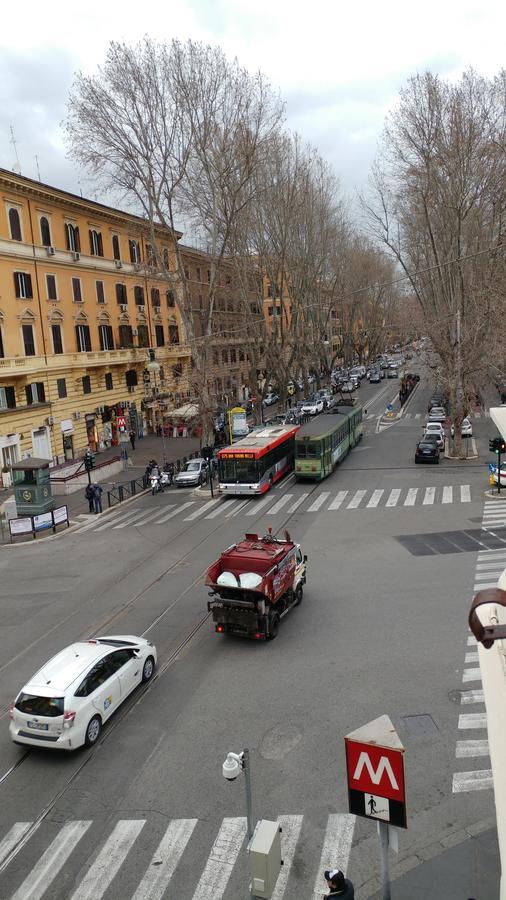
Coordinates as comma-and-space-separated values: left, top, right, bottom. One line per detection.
84, 483, 94, 513
129, 429, 136, 450
92, 482, 103, 514
323, 868, 355, 899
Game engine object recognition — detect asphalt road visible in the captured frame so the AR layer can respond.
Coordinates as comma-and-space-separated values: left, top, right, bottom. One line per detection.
0, 366, 499, 899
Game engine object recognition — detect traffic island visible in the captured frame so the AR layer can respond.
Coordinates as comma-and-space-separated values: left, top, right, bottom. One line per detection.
444, 437, 478, 460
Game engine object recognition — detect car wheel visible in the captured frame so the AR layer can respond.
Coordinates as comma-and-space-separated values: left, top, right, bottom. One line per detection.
84, 715, 102, 747
294, 584, 303, 606
267, 612, 280, 640
142, 655, 155, 683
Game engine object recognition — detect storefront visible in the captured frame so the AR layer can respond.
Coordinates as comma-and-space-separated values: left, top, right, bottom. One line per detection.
85, 414, 98, 451
61, 420, 74, 462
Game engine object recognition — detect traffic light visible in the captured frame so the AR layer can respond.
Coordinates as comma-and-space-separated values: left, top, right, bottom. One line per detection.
489, 437, 506, 455
84, 449, 95, 472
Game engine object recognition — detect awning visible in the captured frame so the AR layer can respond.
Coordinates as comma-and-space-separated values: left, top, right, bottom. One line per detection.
166, 403, 199, 420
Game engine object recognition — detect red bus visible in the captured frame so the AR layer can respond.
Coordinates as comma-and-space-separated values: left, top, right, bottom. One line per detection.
217, 425, 299, 495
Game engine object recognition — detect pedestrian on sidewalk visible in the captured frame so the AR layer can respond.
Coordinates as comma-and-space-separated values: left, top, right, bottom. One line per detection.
84, 483, 94, 513
323, 868, 354, 898
129, 429, 136, 450
92, 482, 103, 514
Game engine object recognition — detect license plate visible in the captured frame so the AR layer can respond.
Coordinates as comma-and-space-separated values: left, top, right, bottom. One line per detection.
27, 721, 48, 730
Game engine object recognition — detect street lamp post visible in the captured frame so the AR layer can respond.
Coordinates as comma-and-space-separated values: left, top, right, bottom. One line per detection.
146, 351, 167, 464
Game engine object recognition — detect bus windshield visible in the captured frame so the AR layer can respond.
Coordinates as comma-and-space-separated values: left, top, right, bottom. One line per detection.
219, 458, 259, 484
297, 441, 320, 458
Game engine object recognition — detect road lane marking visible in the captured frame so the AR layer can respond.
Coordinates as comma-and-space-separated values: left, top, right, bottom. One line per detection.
367, 489, 384, 508
132, 818, 197, 900
328, 490, 348, 510
464, 652, 479, 663
458, 713, 487, 729
192, 817, 246, 900
347, 490, 366, 509
13, 821, 92, 900
268, 494, 294, 514
184, 499, 220, 521
246, 496, 272, 516
461, 485, 471, 502
307, 492, 330, 512
70, 819, 145, 900
287, 493, 309, 513
0, 822, 32, 868
452, 770, 493, 792
90, 508, 142, 531
132, 508, 172, 527
473, 582, 501, 591
404, 488, 418, 506
463, 667, 482, 682
460, 689, 484, 704
456, 740, 489, 758
415, 413, 421, 419
442, 486, 453, 504
155, 501, 194, 523
226, 499, 251, 517
312, 814, 355, 900
467, 636, 477, 645
385, 488, 401, 507
423, 487, 435, 505
206, 501, 237, 519
272, 815, 304, 900
112, 510, 153, 529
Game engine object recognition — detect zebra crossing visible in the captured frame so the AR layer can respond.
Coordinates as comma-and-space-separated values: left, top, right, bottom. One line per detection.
0, 812, 355, 899
78, 483, 474, 533
452, 507, 506, 794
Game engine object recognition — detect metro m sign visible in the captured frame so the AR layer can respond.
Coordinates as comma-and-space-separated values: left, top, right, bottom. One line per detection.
345, 714, 407, 829
346, 741, 405, 803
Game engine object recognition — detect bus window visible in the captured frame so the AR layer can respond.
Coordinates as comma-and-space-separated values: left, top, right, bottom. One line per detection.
219, 458, 259, 483
297, 444, 306, 458
307, 442, 319, 458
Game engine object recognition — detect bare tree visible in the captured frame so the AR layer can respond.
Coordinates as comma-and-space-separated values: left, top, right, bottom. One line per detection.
362, 68, 506, 453
65, 37, 283, 441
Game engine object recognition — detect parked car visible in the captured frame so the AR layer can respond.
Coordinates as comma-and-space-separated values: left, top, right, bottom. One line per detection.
9, 636, 157, 750
262, 393, 279, 407
493, 464, 506, 486
423, 423, 445, 449
301, 396, 324, 415
415, 440, 440, 464
450, 417, 473, 438
174, 458, 208, 487
427, 406, 446, 424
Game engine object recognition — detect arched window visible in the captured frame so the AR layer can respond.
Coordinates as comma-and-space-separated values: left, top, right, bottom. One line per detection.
8, 208, 21, 241
40, 216, 51, 247
112, 235, 121, 260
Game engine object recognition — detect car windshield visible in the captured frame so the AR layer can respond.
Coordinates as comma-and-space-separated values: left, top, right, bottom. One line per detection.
186, 462, 201, 471
15, 693, 64, 717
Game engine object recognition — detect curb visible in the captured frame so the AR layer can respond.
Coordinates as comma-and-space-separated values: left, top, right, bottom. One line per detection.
444, 437, 478, 460
484, 489, 506, 500
0, 487, 150, 549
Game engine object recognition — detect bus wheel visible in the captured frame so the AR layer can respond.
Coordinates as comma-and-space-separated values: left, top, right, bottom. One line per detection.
267, 612, 280, 640
294, 584, 303, 606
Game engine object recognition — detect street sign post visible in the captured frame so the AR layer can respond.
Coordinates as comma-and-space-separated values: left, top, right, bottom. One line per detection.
345, 715, 406, 900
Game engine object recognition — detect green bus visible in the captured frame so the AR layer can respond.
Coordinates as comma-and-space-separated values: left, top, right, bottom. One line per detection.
294, 407, 363, 480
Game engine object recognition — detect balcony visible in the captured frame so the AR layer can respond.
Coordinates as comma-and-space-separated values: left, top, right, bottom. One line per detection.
0, 343, 192, 378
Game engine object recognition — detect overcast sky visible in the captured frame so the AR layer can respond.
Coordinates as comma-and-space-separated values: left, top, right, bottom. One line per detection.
1, 0, 505, 215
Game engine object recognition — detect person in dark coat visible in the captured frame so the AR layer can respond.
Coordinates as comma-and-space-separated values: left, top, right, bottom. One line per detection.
324, 868, 355, 899
84, 483, 94, 513
129, 429, 136, 450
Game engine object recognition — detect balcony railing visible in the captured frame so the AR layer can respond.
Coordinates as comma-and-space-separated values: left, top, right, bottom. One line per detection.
0, 344, 191, 377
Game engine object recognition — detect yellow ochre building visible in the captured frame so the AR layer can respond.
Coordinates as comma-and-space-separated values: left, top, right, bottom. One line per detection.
0, 168, 190, 485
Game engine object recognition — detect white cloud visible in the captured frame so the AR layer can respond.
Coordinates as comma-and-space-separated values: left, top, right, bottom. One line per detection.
0, 0, 504, 198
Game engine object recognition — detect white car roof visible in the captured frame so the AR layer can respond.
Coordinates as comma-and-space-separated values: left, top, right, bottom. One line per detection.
23, 636, 145, 693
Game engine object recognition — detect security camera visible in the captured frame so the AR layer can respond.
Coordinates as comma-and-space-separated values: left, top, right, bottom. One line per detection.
222, 751, 243, 781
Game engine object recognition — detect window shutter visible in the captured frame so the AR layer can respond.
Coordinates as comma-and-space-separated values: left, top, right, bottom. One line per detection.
25, 385, 32, 405
75, 227, 81, 251
98, 232, 103, 256
37, 382, 45, 402
26, 274, 33, 298
89, 230, 94, 254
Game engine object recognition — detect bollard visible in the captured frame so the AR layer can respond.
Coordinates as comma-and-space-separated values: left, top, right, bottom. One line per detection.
131, 479, 136, 495
119, 485, 124, 502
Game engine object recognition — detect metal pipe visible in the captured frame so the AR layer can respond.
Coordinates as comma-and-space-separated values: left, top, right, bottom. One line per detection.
378, 821, 391, 900
243, 748, 254, 841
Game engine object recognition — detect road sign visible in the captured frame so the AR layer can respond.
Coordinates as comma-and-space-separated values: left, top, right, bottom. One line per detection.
117, 415, 127, 431
386, 403, 393, 412
345, 714, 407, 828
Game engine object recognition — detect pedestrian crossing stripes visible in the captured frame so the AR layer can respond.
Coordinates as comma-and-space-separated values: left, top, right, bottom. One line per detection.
481, 500, 506, 533
452, 511, 506, 794
397, 410, 488, 420
79, 483, 474, 533
0, 813, 355, 900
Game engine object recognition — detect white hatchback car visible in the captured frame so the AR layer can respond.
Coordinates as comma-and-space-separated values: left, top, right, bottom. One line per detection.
423, 422, 445, 449
9, 635, 157, 751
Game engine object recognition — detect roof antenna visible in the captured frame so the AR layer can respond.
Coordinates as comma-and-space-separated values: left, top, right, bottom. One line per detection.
10, 125, 21, 174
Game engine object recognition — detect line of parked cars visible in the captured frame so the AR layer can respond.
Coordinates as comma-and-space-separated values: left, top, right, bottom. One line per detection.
415, 391, 448, 464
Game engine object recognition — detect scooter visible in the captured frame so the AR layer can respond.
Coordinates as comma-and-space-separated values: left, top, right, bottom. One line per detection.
150, 472, 163, 495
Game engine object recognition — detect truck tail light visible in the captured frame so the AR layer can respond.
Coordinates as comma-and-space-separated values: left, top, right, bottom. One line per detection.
216, 625, 224, 633
255, 633, 263, 640
8, 703, 14, 720
64, 711, 76, 728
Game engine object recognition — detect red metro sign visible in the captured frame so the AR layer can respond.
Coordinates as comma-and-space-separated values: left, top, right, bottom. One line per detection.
345, 714, 407, 829
346, 741, 405, 803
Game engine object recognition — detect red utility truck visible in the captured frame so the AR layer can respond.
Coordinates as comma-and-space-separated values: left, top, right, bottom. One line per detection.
206, 530, 307, 640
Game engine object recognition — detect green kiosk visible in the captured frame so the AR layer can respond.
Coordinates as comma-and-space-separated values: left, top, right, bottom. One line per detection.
11, 458, 55, 517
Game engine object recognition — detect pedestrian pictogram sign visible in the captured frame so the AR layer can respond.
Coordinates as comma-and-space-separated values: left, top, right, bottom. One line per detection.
345, 714, 407, 829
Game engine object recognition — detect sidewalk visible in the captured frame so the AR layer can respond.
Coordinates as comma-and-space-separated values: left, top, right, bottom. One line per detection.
0, 432, 202, 532
366, 824, 499, 899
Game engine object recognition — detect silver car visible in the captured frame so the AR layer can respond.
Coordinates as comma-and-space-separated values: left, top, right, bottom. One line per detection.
174, 458, 208, 487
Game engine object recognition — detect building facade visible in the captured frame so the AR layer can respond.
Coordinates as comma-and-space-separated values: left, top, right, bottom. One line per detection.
0, 169, 190, 481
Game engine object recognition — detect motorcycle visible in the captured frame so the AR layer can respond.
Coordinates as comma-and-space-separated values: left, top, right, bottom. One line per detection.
150, 471, 163, 495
